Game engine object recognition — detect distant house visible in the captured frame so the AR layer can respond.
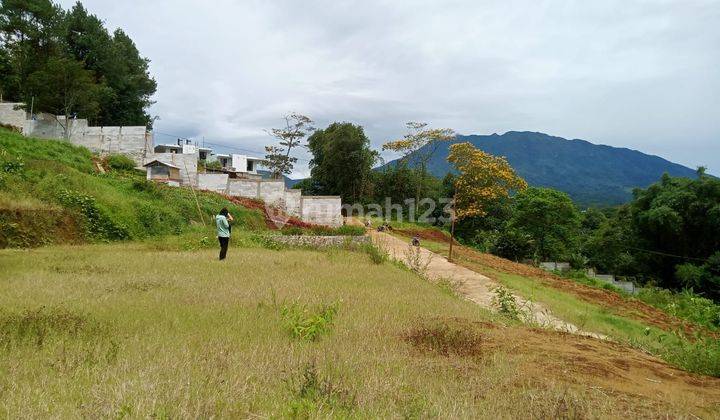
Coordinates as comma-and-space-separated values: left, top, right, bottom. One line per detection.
143, 160, 182, 186
229, 153, 263, 174
154, 140, 211, 160
153, 144, 183, 154
198, 147, 212, 160
215, 153, 231, 168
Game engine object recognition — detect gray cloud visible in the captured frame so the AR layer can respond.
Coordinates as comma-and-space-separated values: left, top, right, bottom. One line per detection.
60, 0, 720, 177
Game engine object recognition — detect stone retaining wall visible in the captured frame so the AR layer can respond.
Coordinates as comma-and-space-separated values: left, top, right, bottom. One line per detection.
268, 235, 370, 248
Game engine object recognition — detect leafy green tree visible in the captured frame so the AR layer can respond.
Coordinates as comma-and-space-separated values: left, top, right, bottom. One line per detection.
26, 56, 102, 138
675, 252, 720, 300
629, 170, 720, 290
0, 1, 156, 127
307, 122, 378, 202
582, 206, 637, 275
508, 187, 581, 261
64, 3, 156, 126
0, 0, 64, 101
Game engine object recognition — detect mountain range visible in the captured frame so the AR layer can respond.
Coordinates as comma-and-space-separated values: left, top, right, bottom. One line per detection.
382, 131, 701, 206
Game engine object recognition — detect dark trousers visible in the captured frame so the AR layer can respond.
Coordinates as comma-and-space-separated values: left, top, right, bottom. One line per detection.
218, 236, 229, 260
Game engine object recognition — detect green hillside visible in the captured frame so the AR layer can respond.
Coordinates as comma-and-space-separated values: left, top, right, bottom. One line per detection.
0, 128, 265, 248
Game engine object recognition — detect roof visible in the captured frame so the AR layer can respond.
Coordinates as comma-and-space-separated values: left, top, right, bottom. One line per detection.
143, 159, 180, 169
154, 144, 183, 149
214, 153, 230, 158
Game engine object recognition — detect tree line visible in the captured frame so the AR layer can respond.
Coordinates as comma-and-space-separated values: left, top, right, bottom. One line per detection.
0, 0, 156, 136
265, 114, 719, 301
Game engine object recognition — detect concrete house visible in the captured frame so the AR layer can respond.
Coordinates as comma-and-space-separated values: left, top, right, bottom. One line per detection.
229, 154, 263, 174
143, 160, 182, 186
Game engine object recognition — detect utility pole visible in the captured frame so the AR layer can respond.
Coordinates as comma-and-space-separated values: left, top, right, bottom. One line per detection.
448, 194, 456, 262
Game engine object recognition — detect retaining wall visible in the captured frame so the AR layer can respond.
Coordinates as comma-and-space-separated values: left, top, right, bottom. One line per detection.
0, 106, 150, 166
258, 181, 286, 206
268, 235, 369, 248
197, 173, 229, 193
285, 189, 302, 216
301, 196, 343, 227
226, 178, 260, 197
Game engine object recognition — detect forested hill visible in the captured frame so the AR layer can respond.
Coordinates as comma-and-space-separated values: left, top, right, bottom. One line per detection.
384, 131, 700, 206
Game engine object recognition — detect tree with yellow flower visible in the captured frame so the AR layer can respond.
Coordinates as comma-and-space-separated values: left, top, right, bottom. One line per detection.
446, 142, 527, 260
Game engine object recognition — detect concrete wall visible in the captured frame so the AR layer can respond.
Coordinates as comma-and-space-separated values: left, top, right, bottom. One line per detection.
197, 173, 229, 193
0, 107, 150, 166
226, 178, 260, 197
301, 196, 343, 227
258, 181, 286, 206
285, 189, 302, 216
143, 152, 197, 186
268, 235, 370, 248
0, 102, 27, 130
540, 262, 571, 272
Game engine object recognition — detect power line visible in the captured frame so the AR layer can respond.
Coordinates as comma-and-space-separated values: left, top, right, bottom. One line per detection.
625, 246, 711, 263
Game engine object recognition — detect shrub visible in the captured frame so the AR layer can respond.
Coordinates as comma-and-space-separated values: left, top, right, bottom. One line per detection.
280, 301, 339, 341
106, 154, 136, 171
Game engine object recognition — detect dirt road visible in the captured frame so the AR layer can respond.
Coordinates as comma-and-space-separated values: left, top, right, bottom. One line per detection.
366, 226, 604, 338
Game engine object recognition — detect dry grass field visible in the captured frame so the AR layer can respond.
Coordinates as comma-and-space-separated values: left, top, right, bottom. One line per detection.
1, 242, 719, 418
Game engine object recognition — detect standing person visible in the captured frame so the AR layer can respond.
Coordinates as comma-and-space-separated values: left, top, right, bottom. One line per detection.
216, 207, 233, 260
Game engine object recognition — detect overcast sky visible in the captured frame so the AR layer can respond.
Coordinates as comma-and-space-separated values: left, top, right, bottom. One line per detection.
60, 0, 720, 178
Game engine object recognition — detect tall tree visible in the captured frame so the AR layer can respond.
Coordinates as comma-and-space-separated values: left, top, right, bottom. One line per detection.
382, 122, 454, 206
0, 0, 64, 101
264, 113, 314, 178
25, 56, 102, 138
307, 122, 378, 202
64, 3, 156, 126
508, 187, 582, 261
0, 0, 156, 127
628, 169, 720, 290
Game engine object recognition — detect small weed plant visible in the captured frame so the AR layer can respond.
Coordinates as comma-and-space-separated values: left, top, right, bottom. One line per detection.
363, 243, 389, 265
492, 286, 523, 321
285, 361, 355, 417
280, 301, 340, 341
404, 244, 431, 276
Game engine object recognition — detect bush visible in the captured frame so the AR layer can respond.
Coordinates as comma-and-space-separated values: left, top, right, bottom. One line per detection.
106, 154, 136, 171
